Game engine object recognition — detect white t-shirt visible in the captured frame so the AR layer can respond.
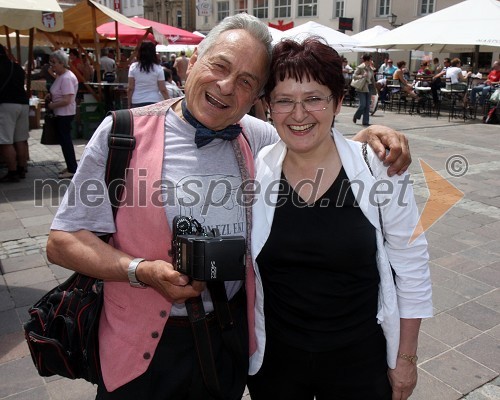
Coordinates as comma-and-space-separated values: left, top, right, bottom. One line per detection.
446, 66, 464, 85
128, 62, 165, 105
51, 105, 278, 314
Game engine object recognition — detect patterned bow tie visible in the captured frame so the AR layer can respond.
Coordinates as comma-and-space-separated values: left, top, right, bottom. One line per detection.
181, 100, 242, 148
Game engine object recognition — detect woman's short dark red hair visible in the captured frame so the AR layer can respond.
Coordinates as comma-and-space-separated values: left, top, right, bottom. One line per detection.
264, 37, 344, 106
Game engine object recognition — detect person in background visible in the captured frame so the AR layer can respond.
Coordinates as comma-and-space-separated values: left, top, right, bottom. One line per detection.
163, 68, 184, 98
81, 53, 94, 82
431, 57, 442, 74
116, 52, 130, 84
100, 48, 116, 82
69, 49, 85, 81
445, 58, 471, 91
342, 57, 353, 81
170, 66, 182, 87
46, 14, 411, 400
160, 55, 170, 68
127, 41, 169, 108
0, 44, 29, 183
352, 53, 377, 126
173, 50, 190, 85
431, 57, 450, 105
470, 60, 500, 106
417, 61, 432, 76
377, 59, 397, 103
31, 53, 56, 91
167, 53, 176, 70
393, 61, 418, 99
248, 37, 432, 400
45, 50, 79, 180
378, 56, 389, 74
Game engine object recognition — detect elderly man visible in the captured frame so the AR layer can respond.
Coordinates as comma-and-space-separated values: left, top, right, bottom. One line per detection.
47, 14, 410, 400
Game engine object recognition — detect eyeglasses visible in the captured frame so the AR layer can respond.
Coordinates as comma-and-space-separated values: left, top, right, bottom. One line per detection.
270, 94, 334, 114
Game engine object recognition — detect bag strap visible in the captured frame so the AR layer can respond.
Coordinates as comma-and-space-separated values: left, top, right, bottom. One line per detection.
362, 142, 385, 236
105, 109, 136, 218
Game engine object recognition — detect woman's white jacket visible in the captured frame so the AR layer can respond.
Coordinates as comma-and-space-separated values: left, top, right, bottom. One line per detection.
249, 128, 433, 375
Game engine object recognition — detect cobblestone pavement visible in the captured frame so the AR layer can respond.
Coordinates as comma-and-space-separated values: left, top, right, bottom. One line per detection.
1, 106, 499, 399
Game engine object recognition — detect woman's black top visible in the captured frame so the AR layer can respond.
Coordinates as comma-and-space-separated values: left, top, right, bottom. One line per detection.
256, 167, 380, 352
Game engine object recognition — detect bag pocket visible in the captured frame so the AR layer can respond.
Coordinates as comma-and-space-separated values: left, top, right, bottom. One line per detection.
26, 331, 77, 379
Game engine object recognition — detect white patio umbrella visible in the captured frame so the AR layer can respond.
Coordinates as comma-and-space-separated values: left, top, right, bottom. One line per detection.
268, 26, 284, 45
351, 25, 393, 52
279, 21, 359, 50
351, 25, 390, 44
362, 0, 500, 53
0, 0, 63, 33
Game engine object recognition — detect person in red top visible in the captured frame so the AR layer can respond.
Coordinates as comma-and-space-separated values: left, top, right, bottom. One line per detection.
470, 61, 500, 106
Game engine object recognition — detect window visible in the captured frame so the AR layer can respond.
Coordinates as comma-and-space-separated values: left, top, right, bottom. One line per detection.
217, 1, 230, 21
253, 0, 268, 19
420, 0, 434, 15
234, 0, 247, 14
298, 0, 317, 17
378, 0, 390, 17
177, 10, 182, 27
335, 0, 344, 18
274, 0, 291, 18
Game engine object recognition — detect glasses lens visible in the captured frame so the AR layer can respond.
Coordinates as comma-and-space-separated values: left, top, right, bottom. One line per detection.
272, 96, 332, 113
272, 100, 295, 113
303, 97, 330, 112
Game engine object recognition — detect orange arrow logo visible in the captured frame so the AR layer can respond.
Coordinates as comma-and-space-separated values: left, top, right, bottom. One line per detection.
410, 159, 464, 243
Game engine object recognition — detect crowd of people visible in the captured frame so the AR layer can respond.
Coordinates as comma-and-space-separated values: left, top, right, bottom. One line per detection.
342, 52, 500, 125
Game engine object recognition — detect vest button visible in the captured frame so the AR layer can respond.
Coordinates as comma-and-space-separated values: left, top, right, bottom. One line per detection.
151, 331, 159, 339
159, 310, 167, 318
143, 352, 151, 360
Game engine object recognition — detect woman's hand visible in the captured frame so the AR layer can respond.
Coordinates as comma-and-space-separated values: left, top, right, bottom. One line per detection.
387, 359, 418, 400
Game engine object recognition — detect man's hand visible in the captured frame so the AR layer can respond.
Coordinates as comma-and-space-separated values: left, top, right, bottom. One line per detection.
353, 124, 411, 176
136, 260, 204, 303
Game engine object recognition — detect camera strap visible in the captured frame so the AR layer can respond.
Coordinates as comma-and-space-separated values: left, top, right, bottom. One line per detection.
185, 296, 222, 396
185, 283, 246, 400
185, 128, 252, 399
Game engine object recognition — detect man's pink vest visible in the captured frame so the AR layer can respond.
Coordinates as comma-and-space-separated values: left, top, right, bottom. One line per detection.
98, 100, 257, 392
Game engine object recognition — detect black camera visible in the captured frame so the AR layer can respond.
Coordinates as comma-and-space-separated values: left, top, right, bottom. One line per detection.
171, 216, 246, 281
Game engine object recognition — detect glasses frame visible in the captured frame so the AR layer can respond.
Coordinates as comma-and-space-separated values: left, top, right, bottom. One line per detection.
270, 94, 334, 114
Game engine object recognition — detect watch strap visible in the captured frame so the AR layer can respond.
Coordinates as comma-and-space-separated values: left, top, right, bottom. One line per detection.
128, 258, 147, 288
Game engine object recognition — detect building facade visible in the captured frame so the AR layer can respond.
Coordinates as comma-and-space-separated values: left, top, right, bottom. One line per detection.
194, 0, 462, 35
142, 0, 197, 31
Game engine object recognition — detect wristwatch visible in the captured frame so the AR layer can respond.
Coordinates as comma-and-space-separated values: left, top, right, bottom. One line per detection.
128, 258, 147, 288
398, 353, 418, 365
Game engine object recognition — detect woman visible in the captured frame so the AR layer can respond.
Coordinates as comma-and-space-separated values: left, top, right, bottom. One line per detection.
417, 61, 432, 76
445, 58, 471, 91
352, 53, 376, 126
247, 38, 432, 400
127, 41, 169, 108
393, 61, 418, 99
45, 50, 79, 180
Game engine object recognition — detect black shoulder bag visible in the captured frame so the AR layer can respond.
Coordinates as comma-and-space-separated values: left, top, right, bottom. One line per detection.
24, 110, 136, 384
